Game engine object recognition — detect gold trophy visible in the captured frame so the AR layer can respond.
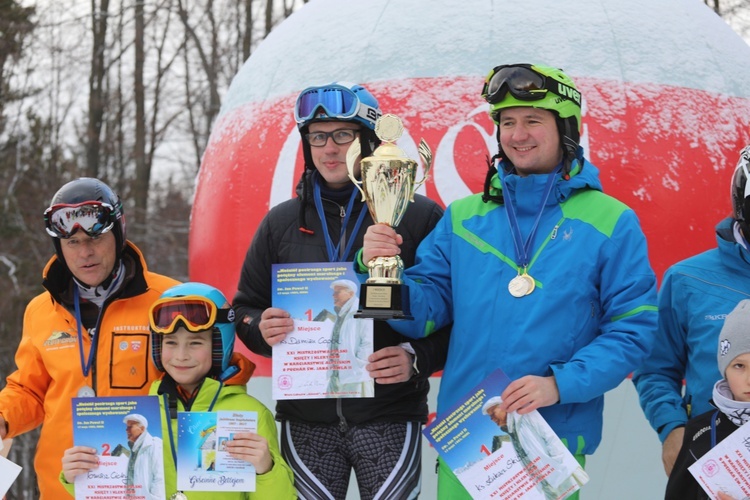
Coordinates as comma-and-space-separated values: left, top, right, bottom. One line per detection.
346, 114, 432, 320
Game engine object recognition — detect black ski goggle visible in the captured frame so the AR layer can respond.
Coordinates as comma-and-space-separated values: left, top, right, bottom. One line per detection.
482, 64, 580, 106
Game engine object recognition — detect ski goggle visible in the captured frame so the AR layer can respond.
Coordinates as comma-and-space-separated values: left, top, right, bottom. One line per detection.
149, 295, 234, 335
44, 202, 116, 239
294, 84, 379, 125
482, 64, 581, 106
732, 146, 750, 199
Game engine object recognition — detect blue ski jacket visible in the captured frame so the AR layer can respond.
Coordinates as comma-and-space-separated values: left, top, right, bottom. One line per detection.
379, 154, 657, 455
633, 217, 750, 442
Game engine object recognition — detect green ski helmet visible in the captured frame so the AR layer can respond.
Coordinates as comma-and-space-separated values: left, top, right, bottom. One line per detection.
481, 63, 582, 174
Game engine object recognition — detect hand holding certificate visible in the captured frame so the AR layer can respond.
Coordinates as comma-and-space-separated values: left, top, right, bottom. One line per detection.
271, 262, 374, 399
423, 369, 588, 499
689, 420, 750, 499
176, 411, 258, 492
71, 396, 165, 500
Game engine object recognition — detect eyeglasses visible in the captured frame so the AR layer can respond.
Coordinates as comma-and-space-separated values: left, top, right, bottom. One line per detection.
305, 128, 358, 147
294, 84, 380, 125
482, 64, 581, 106
149, 295, 234, 335
44, 202, 116, 239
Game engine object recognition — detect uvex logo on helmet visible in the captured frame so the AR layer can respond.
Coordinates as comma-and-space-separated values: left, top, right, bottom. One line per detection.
555, 82, 581, 106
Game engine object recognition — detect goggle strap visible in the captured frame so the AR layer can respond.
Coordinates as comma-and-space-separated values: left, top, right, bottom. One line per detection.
356, 103, 380, 125
215, 308, 234, 324
545, 80, 581, 106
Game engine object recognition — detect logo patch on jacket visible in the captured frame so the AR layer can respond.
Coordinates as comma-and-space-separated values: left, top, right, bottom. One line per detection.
131, 340, 142, 352
43, 331, 77, 348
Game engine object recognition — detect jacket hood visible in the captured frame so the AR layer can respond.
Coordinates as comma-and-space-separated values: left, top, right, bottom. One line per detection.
716, 217, 750, 271
716, 216, 737, 245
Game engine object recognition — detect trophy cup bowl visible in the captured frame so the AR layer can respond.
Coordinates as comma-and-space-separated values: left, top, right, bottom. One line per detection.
346, 114, 432, 320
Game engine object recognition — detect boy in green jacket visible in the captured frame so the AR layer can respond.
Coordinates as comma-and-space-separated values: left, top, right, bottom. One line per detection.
61, 282, 296, 499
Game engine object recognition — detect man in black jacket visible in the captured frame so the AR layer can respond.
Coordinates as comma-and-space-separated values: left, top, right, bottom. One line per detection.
234, 82, 450, 500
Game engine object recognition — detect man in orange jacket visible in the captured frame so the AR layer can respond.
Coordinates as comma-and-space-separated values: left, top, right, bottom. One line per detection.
0, 178, 179, 498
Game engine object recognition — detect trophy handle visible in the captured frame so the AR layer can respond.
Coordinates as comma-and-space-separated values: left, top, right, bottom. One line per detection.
415, 139, 433, 195
346, 140, 367, 201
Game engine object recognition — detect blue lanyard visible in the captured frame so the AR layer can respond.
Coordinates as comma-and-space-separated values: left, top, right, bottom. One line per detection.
313, 181, 368, 262
500, 165, 561, 270
73, 286, 104, 379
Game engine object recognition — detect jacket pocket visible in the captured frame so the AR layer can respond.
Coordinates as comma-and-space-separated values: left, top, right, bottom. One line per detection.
109, 332, 151, 389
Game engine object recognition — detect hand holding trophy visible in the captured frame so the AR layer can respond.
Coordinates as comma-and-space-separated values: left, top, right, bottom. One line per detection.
346, 114, 432, 320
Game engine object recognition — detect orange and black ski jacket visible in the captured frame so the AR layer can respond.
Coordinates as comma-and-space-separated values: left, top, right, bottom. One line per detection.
0, 241, 179, 499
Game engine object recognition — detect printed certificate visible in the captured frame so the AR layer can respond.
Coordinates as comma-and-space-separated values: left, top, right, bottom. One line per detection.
72, 396, 165, 500
176, 411, 257, 492
689, 419, 750, 498
423, 369, 588, 499
0, 449, 21, 497
271, 262, 374, 399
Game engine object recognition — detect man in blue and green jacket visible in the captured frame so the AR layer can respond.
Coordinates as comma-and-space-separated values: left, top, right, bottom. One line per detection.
359, 63, 658, 499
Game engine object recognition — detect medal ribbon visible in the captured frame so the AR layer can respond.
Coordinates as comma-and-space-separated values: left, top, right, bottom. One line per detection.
500, 165, 562, 271
161, 393, 183, 498
74, 286, 105, 380
313, 179, 368, 262
162, 394, 179, 475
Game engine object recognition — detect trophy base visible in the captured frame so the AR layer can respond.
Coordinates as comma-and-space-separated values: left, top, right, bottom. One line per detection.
354, 282, 412, 320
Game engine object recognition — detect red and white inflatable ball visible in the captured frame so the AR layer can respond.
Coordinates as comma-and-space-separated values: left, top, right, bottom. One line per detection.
191, 0, 750, 372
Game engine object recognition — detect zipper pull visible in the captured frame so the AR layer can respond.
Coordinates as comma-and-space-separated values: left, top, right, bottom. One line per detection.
340, 205, 346, 218
551, 225, 559, 240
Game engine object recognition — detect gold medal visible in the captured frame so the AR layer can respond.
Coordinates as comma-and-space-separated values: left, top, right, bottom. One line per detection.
508, 275, 531, 297
170, 493, 188, 500
522, 273, 536, 296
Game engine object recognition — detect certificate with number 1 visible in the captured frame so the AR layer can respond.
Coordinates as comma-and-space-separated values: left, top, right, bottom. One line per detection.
271, 262, 374, 400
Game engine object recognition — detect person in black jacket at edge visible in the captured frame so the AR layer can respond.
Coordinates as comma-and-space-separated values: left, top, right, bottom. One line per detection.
666, 299, 750, 500
233, 81, 451, 500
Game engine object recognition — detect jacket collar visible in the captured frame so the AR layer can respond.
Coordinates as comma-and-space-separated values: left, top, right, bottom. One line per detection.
42, 241, 150, 307
155, 352, 256, 412
717, 217, 750, 272
487, 148, 602, 206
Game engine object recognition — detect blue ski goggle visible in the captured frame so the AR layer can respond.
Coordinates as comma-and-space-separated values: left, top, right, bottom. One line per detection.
294, 84, 379, 125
